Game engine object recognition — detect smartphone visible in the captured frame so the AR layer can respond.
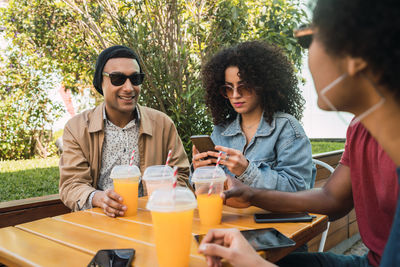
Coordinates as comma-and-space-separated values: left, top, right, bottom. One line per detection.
194, 228, 295, 251
87, 249, 135, 267
254, 212, 315, 223
190, 135, 217, 153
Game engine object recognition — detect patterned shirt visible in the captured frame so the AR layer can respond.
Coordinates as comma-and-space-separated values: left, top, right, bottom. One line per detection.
83, 107, 141, 209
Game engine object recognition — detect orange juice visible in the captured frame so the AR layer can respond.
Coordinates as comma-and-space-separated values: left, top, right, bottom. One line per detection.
197, 194, 223, 225
191, 166, 227, 225
113, 177, 139, 217
151, 209, 194, 267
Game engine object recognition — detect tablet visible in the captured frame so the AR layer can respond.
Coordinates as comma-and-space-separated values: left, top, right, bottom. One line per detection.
194, 228, 295, 251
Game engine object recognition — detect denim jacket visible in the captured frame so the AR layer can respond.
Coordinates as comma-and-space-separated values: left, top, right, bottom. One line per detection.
211, 112, 315, 192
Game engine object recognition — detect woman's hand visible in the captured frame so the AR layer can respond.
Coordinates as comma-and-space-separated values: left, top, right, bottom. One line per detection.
92, 189, 127, 217
207, 145, 249, 176
192, 145, 215, 169
198, 228, 275, 267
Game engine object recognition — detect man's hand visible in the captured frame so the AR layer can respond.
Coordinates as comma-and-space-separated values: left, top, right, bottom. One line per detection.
198, 228, 275, 267
92, 189, 126, 217
221, 176, 255, 208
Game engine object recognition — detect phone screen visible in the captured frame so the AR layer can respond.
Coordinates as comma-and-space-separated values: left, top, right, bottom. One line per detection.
190, 135, 217, 153
87, 249, 135, 267
194, 228, 295, 251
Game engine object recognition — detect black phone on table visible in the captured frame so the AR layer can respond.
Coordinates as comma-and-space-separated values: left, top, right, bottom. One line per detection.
87, 249, 135, 267
190, 135, 217, 153
194, 228, 295, 251
254, 212, 316, 223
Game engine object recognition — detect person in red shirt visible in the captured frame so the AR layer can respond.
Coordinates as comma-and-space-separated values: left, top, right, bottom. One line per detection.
340, 122, 399, 266
199, 122, 398, 267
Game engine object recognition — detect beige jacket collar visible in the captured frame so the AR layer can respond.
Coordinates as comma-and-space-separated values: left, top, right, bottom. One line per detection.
87, 103, 152, 136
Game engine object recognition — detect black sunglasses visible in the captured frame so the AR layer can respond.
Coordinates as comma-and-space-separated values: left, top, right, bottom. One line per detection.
294, 26, 314, 49
103, 72, 145, 86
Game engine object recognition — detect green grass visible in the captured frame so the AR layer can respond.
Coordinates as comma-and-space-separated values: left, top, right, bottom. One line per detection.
311, 141, 345, 154
0, 156, 60, 202
0, 141, 345, 202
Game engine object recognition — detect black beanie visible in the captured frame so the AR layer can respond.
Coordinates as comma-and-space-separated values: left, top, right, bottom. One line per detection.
93, 45, 142, 95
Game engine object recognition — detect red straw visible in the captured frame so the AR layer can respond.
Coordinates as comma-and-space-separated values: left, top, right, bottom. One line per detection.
165, 149, 172, 166
215, 152, 223, 168
172, 166, 178, 189
129, 149, 136, 166
207, 182, 214, 196
162, 149, 173, 178
208, 152, 222, 196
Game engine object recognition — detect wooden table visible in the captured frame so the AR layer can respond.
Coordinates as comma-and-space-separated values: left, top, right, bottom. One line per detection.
0, 198, 327, 266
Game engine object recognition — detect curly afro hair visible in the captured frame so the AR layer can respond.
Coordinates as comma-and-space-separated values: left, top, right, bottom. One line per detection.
202, 41, 304, 126
313, 0, 400, 98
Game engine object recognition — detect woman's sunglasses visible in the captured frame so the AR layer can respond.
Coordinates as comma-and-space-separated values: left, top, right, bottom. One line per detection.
103, 72, 145, 86
220, 84, 253, 98
294, 26, 314, 49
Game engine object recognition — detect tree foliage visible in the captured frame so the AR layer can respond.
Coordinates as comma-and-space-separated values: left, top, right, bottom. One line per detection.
0, 0, 308, 158
0, 37, 63, 160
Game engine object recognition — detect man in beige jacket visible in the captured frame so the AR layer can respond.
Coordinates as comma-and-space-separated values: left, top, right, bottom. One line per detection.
59, 45, 190, 217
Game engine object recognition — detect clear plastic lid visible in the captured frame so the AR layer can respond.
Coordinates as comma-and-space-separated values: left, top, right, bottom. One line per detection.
146, 187, 197, 212
142, 165, 174, 181
110, 165, 141, 180
191, 166, 227, 183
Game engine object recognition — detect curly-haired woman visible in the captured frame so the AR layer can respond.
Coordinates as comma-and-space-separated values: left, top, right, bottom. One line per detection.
192, 41, 315, 192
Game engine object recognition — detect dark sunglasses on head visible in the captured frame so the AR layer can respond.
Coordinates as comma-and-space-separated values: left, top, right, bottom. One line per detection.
103, 72, 145, 86
294, 25, 314, 49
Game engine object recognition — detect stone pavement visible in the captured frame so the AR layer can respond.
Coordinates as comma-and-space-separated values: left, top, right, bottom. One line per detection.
344, 239, 368, 256
328, 233, 369, 256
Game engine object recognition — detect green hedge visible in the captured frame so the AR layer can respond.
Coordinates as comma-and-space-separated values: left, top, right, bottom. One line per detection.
311, 141, 345, 154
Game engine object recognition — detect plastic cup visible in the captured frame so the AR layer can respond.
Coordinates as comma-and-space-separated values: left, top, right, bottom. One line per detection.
191, 166, 227, 226
146, 187, 197, 267
110, 165, 141, 217
142, 165, 174, 197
